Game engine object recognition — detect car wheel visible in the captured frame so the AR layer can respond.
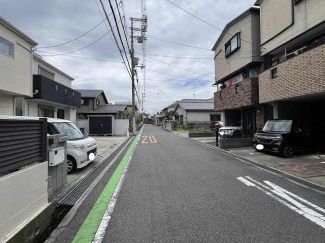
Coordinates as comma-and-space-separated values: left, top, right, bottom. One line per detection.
67, 156, 77, 174
281, 146, 294, 158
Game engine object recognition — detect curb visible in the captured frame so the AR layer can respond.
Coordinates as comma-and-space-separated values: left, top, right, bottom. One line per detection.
45, 136, 134, 243
176, 133, 325, 194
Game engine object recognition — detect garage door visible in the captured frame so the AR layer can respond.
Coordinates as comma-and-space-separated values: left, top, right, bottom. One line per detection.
89, 117, 112, 135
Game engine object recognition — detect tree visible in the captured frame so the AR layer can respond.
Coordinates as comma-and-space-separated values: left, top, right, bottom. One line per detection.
123, 109, 131, 119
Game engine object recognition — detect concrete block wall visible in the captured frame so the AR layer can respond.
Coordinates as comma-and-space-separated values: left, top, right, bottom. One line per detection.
114, 120, 129, 136
0, 162, 48, 241
259, 44, 325, 103
218, 138, 253, 149
214, 78, 259, 111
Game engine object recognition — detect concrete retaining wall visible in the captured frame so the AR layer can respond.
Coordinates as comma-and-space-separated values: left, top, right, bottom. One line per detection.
218, 138, 253, 149
76, 120, 89, 135
0, 162, 48, 242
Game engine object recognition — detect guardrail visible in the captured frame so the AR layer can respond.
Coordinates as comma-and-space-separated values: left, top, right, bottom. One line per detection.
0, 118, 47, 175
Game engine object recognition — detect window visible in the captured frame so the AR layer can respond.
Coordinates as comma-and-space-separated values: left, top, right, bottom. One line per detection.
211, 114, 221, 121
225, 33, 241, 57
271, 68, 278, 79
235, 84, 240, 94
0, 36, 14, 58
81, 99, 84, 105
272, 59, 279, 67
96, 99, 100, 106
57, 109, 65, 119
39, 106, 54, 118
39, 67, 55, 80
219, 91, 223, 100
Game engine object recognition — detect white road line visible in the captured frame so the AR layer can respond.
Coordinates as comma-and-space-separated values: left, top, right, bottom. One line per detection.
92, 132, 142, 243
265, 181, 325, 216
237, 177, 256, 187
245, 176, 271, 190
237, 176, 325, 230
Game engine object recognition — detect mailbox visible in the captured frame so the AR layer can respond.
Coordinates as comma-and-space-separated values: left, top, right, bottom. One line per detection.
49, 147, 65, 166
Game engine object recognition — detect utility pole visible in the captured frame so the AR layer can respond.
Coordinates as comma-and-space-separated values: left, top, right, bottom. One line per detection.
130, 15, 147, 135
130, 19, 136, 135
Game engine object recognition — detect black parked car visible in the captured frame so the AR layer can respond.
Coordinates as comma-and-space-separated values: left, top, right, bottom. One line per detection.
253, 119, 317, 158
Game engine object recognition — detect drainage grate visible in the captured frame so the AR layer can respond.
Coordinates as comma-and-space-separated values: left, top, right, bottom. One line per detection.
59, 136, 133, 206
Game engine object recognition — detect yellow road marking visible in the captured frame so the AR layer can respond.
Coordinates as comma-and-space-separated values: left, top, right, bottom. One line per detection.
149, 136, 157, 144
141, 136, 148, 144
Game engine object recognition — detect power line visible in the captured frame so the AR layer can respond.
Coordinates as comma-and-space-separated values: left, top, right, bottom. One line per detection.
146, 68, 214, 82
99, 0, 132, 78
166, 0, 264, 50
35, 28, 115, 56
38, 53, 122, 63
106, 0, 132, 73
136, 52, 212, 59
146, 74, 173, 101
146, 35, 211, 51
94, 0, 132, 80
146, 56, 215, 79
37, 19, 105, 49
114, 0, 131, 53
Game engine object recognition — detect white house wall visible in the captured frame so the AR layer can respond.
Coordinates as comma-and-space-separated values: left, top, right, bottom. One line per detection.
25, 99, 76, 122
32, 58, 72, 88
186, 111, 225, 123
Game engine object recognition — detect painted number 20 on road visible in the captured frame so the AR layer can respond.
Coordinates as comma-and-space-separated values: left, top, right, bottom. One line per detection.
141, 135, 157, 144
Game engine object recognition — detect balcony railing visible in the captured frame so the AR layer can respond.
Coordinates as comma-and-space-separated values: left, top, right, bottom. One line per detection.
32, 75, 81, 108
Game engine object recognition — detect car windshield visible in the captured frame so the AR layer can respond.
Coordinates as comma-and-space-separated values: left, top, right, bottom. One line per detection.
53, 122, 84, 140
263, 120, 293, 132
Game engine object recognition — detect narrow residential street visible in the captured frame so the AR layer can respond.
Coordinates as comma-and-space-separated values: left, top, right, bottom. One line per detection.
56, 125, 325, 242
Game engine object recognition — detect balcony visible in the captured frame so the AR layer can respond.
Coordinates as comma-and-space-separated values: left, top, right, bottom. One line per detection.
259, 44, 325, 103
214, 78, 259, 111
32, 75, 81, 108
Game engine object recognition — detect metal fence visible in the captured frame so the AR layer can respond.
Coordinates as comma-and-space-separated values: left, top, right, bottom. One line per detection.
0, 118, 47, 175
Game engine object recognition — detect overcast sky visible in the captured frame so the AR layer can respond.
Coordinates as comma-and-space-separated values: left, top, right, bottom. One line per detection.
1, 0, 256, 114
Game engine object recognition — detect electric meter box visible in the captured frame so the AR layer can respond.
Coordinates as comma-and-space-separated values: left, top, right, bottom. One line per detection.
49, 147, 65, 166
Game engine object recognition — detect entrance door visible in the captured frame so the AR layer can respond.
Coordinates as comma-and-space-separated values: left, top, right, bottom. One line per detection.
89, 117, 113, 135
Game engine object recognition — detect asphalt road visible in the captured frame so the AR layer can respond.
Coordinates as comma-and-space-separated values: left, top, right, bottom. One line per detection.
101, 125, 325, 242
54, 125, 325, 243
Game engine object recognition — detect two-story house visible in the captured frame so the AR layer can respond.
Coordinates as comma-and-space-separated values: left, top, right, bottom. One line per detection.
0, 16, 37, 115
255, 0, 325, 129
24, 54, 81, 122
213, 8, 264, 130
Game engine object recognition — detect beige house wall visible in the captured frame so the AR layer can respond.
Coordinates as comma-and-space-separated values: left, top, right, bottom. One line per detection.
0, 24, 34, 97
260, 0, 325, 55
0, 94, 14, 115
215, 11, 261, 82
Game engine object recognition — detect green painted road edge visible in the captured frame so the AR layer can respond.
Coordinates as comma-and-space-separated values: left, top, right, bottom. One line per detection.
72, 129, 143, 243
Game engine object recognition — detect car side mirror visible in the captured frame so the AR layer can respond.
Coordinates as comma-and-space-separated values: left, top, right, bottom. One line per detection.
84, 132, 89, 138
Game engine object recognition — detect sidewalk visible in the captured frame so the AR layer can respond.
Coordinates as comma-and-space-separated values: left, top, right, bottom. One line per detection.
228, 147, 325, 187
181, 133, 325, 189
